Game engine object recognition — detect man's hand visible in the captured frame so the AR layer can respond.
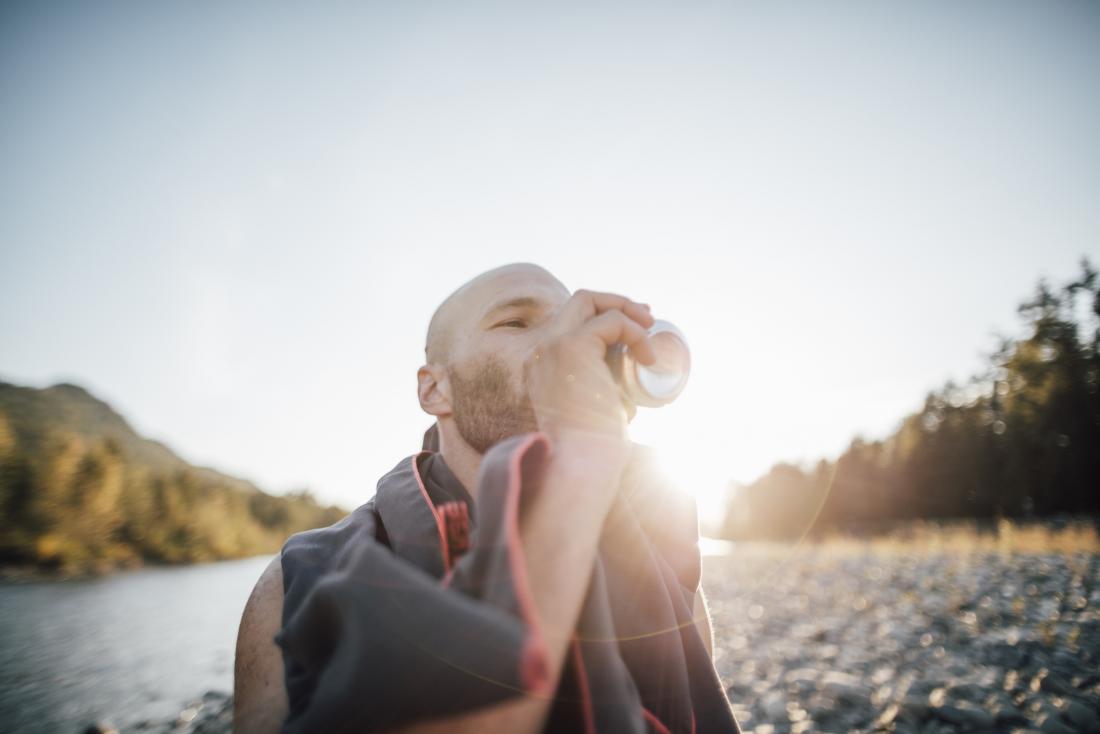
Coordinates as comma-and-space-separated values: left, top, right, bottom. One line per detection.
523, 288, 656, 474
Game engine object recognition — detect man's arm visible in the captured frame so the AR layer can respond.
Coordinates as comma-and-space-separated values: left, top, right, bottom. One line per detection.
233, 447, 625, 734
234, 556, 289, 734
383, 442, 628, 734
694, 586, 715, 660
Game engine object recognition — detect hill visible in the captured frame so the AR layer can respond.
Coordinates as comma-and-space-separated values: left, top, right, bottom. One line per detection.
0, 382, 262, 495
0, 380, 348, 574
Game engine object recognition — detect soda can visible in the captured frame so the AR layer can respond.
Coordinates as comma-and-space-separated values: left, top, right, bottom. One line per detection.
605, 318, 691, 408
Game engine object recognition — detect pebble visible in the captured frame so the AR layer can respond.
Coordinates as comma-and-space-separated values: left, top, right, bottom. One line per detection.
94, 691, 234, 734
703, 549, 1100, 734
1064, 700, 1100, 733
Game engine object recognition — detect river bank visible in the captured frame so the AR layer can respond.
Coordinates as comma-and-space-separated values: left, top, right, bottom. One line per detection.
706, 546, 1100, 733
82, 544, 1100, 734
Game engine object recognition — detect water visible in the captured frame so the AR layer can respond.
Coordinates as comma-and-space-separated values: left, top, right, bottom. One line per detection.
0, 541, 735, 733
0, 554, 275, 734
700, 536, 735, 556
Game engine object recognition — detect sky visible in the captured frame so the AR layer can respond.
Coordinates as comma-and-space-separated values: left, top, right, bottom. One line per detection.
2, 0, 1098, 523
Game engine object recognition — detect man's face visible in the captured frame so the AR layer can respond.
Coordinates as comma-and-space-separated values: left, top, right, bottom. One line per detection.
444, 266, 570, 453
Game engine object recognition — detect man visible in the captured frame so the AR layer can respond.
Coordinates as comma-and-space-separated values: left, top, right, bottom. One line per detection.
234, 262, 738, 733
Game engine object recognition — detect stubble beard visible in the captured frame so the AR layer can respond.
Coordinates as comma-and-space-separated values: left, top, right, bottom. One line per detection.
448, 355, 539, 454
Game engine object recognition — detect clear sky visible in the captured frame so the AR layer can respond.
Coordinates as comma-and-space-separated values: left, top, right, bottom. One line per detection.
2, 0, 1098, 522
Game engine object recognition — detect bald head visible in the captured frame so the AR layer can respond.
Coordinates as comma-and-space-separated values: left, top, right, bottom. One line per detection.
424, 262, 568, 367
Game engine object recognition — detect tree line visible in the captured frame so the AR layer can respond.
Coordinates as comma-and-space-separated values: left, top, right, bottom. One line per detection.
0, 396, 346, 575
721, 258, 1100, 541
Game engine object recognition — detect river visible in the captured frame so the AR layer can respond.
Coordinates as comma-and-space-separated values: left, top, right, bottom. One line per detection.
0, 554, 274, 734
0, 540, 737, 733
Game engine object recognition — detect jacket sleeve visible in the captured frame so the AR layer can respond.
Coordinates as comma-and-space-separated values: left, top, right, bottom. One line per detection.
274, 433, 555, 734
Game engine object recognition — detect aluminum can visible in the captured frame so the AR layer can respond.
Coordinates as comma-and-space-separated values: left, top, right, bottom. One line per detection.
605, 318, 690, 408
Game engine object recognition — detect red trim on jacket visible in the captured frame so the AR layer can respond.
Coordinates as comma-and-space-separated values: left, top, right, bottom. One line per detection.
643, 706, 674, 734
412, 436, 553, 697
571, 636, 597, 734
504, 433, 553, 696
410, 451, 451, 572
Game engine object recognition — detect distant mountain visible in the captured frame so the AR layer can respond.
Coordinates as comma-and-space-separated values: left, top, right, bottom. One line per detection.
0, 380, 348, 575
0, 381, 261, 495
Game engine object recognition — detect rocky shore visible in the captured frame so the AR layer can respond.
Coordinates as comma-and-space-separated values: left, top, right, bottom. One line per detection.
705, 548, 1100, 734
86, 548, 1099, 733
83, 691, 232, 734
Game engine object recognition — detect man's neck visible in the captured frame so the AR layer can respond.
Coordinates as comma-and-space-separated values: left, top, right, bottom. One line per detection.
438, 435, 482, 503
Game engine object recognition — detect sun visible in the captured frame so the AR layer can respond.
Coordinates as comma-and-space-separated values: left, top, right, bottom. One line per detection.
637, 435, 732, 536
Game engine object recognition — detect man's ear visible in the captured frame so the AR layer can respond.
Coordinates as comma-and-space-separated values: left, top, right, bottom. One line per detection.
417, 364, 452, 418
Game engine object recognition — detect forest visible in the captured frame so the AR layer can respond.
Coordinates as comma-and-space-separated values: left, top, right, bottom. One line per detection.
0, 382, 346, 574
721, 259, 1100, 540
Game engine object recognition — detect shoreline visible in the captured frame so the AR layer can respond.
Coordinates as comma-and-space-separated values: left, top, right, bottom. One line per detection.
0, 553, 278, 584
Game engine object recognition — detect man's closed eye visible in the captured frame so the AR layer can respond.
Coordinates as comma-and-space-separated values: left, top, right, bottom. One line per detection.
494, 319, 527, 328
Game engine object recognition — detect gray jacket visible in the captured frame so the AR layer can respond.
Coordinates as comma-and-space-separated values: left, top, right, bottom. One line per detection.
275, 427, 739, 733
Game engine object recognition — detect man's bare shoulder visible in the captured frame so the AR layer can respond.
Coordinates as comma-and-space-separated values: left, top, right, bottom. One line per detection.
234, 555, 288, 734
249, 555, 284, 610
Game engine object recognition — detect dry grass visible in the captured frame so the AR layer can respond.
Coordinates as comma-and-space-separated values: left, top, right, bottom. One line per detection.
802, 517, 1100, 556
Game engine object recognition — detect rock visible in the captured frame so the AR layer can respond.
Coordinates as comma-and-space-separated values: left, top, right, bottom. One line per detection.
945, 681, 986, 703
1052, 651, 1080, 675
1037, 715, 1078, 734
933, 702, 995, 731
82, 724, 119, 734
984, 691, 1029, 729
820, 671, 863, 689
1033, 667, 1076, 696
984, 690, 1015, 711
895, 696, 936, 725
806, 695, 854, 730
1003, 669, 1024, 693
784, 668, 819, 685
820, 671, 871, 703
907, 679, 945, 699
981, 641, 1026, 668
995, 709, 1030, 729
105, 691, 233, 734
760, 690, 787, 722
1064, 700, 1100, 734
946, 660, 973, 677
873, 703, 900, 729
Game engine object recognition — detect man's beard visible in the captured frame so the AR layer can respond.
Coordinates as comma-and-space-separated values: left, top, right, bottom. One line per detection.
448, 355, 539, 454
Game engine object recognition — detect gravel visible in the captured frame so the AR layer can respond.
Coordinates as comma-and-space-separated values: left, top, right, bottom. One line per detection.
704, 548, 1100, 734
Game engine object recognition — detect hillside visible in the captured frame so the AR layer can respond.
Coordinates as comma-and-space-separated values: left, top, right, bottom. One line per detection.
0, 382, 262, 496
0, 380, 348, 574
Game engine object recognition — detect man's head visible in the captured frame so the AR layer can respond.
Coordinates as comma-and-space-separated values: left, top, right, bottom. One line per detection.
418, 263, 572, 454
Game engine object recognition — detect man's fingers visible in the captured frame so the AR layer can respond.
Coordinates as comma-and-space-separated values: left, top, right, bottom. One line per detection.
553, 289, 655, 335
578, 310, 657, 365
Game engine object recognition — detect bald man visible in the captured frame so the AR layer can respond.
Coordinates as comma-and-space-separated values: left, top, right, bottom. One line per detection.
234, 263, 736, 733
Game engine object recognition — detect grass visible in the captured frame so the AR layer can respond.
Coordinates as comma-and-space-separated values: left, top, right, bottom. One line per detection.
800, 517, 1100, 556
